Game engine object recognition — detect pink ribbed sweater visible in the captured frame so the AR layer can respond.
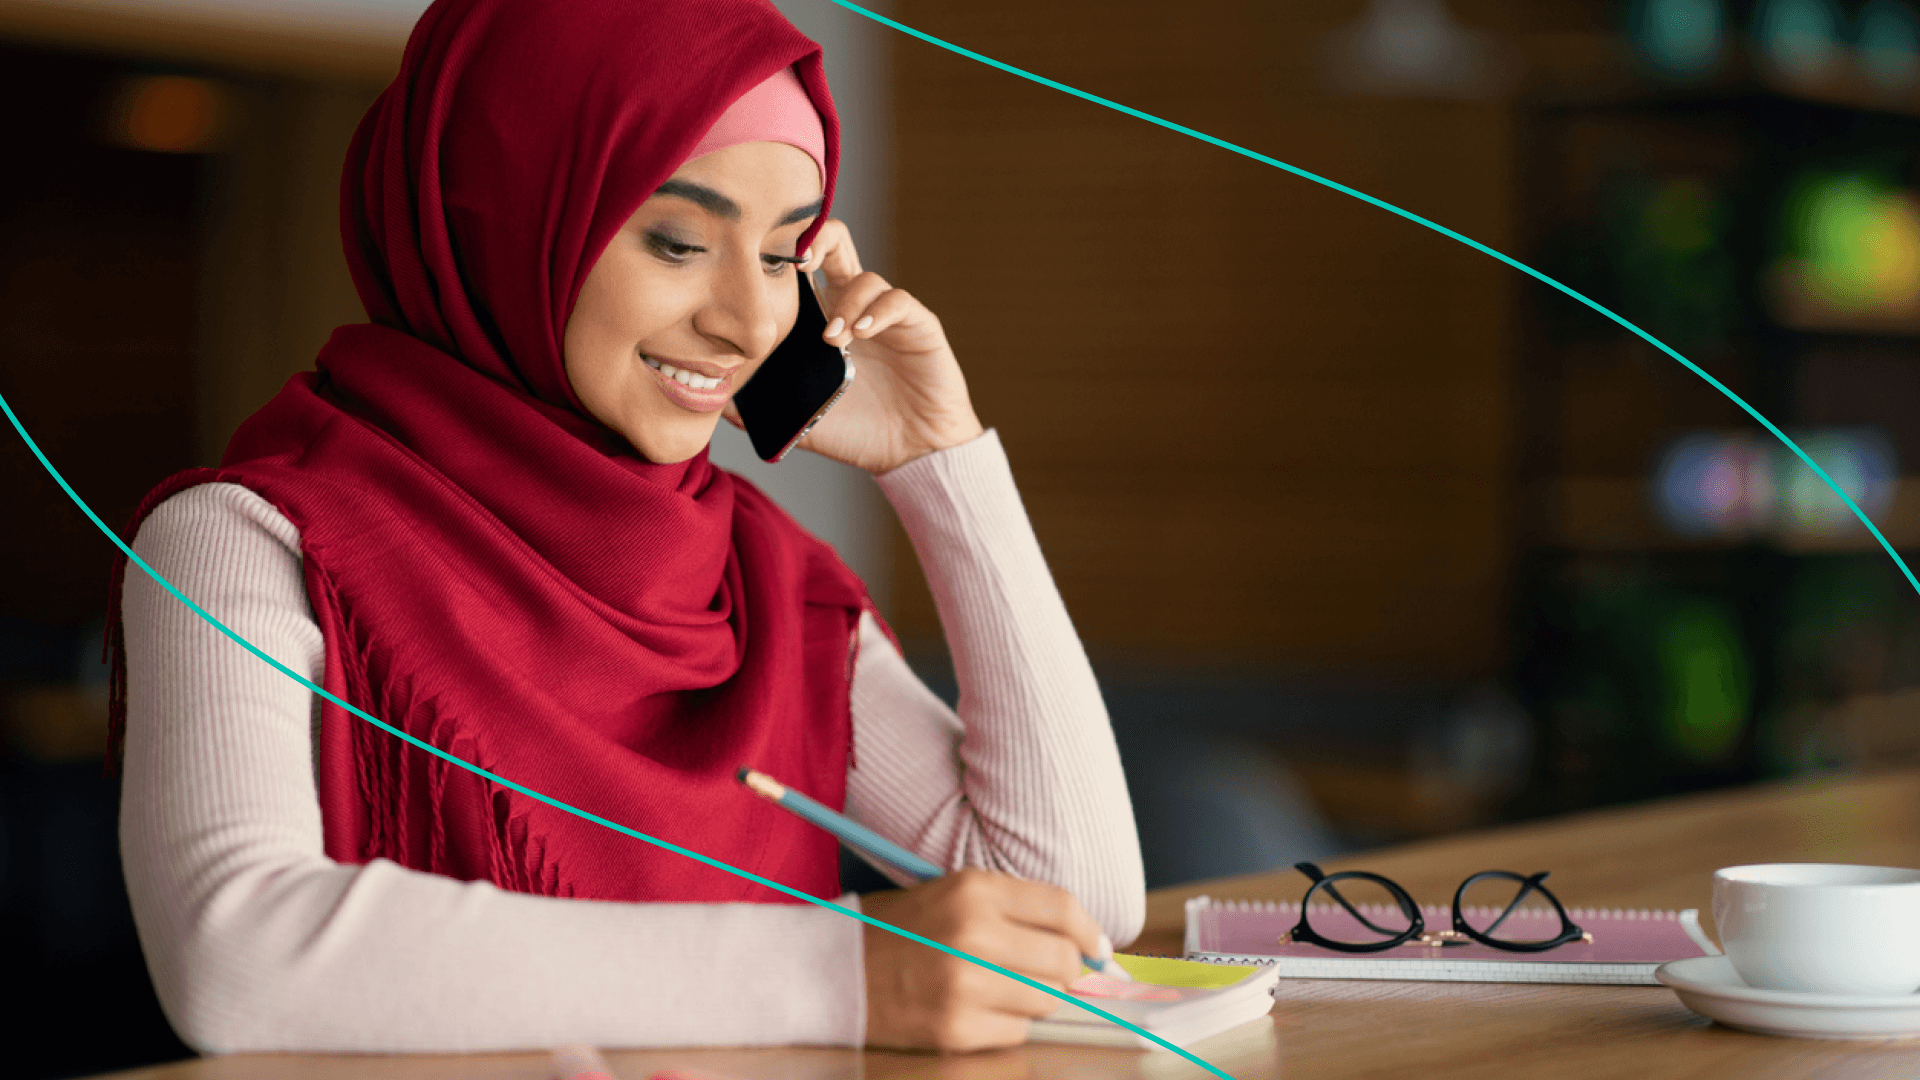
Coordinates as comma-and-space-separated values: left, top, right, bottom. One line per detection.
118, 430, 1144, 1053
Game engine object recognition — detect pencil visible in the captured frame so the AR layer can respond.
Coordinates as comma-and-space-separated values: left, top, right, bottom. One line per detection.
738, 766, 944, 880
736, 766, 1133, 981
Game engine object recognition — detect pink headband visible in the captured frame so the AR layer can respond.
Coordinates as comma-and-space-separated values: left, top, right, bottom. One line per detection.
683, 65, 826, 183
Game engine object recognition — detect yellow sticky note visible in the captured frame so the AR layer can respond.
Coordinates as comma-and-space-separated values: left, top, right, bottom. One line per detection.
1113, 954, 1258, 989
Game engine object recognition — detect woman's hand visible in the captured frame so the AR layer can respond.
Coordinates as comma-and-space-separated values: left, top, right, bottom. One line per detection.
729, 219, 984, 474
859, 869, 1107, 1052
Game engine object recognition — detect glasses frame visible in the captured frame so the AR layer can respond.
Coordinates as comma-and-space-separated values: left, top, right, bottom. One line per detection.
1280, 862, 1591, 954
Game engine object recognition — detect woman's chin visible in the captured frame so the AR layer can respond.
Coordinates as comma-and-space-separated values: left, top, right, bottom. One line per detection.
621, 416, 722, 464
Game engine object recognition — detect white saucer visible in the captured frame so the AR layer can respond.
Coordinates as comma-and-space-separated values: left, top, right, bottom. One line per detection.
1655, 955, 1920, 1040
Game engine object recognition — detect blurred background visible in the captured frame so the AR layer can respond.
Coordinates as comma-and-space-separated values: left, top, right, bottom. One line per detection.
5, 0, 1920, 1073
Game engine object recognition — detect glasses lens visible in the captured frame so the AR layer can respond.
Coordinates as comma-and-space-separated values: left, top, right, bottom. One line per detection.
1457, 874, 1567, 946
1303, 876, 1415, 948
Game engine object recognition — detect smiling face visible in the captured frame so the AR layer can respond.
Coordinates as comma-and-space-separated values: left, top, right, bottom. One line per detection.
563, 141, 823, 463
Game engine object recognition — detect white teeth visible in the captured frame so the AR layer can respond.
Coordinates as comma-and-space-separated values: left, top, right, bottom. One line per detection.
643, 356, 722, 390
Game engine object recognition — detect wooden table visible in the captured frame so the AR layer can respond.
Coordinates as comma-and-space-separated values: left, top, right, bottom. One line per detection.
91, 772, 1920, 1080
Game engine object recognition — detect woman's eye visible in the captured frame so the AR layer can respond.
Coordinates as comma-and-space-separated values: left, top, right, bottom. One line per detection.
762, 254, 797, 276
644, 232, 702, 263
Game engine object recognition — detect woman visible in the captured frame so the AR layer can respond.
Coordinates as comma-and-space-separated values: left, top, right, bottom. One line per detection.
115, 0, 1143, 1054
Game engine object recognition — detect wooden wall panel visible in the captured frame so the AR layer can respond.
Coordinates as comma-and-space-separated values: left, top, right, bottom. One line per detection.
0, 0, 404, 81
890, 0, 1522, 676
0, 213, 198, 625
195, 77, 381, 463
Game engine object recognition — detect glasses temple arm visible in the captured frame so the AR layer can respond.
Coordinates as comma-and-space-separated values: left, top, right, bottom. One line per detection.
1476, 872, 1550, 939
1320, 880, 1415, 937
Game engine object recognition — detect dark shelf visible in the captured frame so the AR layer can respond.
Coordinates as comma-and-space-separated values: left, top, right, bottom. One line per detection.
1527, 37, 1920, 122
1768, 310, 1920, 341
1543, 472, 1920, 554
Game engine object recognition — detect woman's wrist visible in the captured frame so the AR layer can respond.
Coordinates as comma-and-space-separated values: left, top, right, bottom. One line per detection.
876, 413, 987, 475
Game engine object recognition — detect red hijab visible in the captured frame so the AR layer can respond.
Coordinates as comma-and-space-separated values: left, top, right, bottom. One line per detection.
107, 0, 877, 903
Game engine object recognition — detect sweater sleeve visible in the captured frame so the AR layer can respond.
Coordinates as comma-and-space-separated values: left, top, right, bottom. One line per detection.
844, 430, 1146, 946
119, 483, 866, 1054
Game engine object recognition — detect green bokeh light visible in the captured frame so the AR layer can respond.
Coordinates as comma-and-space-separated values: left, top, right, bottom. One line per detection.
1783, 171, 1920, 314
1660, 601, 1750, 762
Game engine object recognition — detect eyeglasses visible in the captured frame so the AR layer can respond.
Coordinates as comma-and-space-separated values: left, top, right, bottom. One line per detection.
1279, 862, 1592, 954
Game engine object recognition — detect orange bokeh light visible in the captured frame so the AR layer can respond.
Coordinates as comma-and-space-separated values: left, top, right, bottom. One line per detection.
111, 76, 224, 153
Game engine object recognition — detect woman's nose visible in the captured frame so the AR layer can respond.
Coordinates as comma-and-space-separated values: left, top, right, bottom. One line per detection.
698, 254, 782, 360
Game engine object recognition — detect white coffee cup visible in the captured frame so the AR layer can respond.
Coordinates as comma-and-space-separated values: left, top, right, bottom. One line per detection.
1712, 863, 1920, 996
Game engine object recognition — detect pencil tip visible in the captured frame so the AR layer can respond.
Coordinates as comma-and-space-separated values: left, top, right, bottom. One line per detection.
735, 766, 751, 783
739, 769, 786, 801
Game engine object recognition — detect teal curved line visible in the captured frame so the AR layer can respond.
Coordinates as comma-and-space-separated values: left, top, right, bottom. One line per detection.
831, 0, 1920, 597
0, 394, 1233, 1076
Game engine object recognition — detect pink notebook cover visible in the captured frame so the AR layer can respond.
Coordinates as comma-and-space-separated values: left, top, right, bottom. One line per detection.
1185, 896, 1720, 985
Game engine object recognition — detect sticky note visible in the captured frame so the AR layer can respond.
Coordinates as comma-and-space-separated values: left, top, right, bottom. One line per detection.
1114, 954, 1260, 989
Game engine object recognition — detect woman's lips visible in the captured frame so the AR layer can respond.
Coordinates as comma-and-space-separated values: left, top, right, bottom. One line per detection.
643, 354, 735, 414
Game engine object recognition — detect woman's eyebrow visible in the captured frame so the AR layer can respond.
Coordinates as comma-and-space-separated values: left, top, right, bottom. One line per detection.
654, 179, 740, 219
778, 198, 824, 226
652, 180, 822, 227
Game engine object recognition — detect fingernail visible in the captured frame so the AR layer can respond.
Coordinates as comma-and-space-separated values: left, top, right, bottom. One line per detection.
853, 316, 874, 331
824, 317, 845, 337
802, 247, 813, 262
1096, 932, 1115, 961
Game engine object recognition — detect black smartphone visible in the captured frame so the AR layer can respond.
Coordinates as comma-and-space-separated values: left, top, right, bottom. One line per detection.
734, 272, 855, 462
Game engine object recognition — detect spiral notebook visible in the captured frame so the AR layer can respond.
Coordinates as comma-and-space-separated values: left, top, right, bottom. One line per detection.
1184, 895, 1720, 986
